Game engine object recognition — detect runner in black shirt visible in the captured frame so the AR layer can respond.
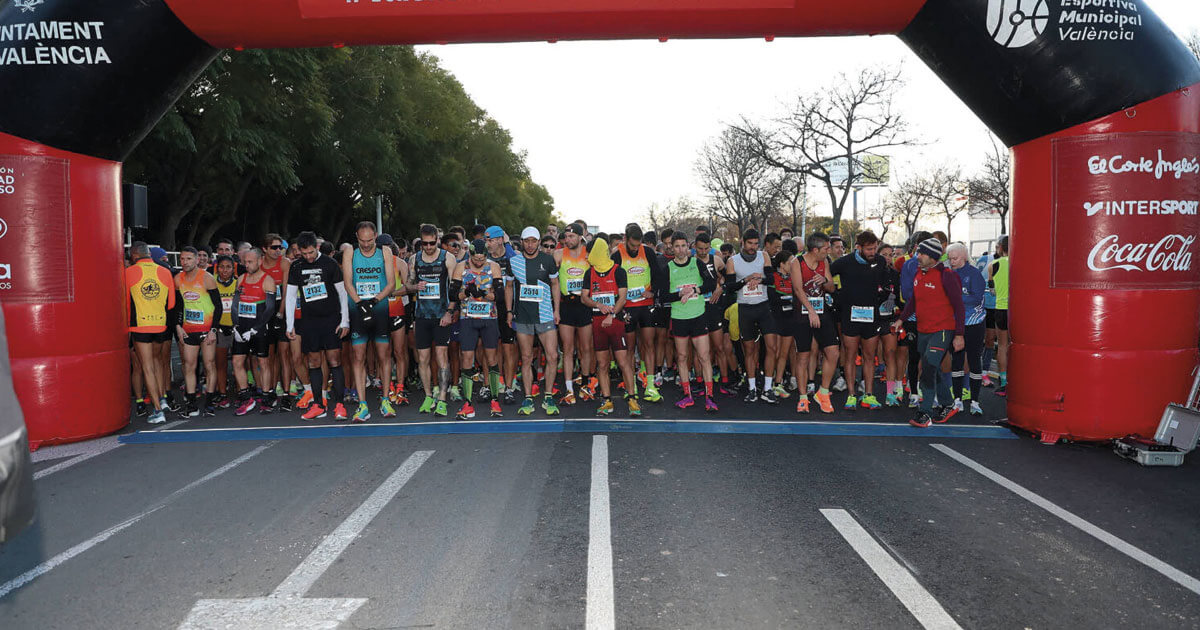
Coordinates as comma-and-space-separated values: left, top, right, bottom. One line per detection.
286, 231, 351, 421
829, 231, 886, 411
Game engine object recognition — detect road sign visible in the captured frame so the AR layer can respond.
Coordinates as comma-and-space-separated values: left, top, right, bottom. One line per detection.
822, 155, 890, 188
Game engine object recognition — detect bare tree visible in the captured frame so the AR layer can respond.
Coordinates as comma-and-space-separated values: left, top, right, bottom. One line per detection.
695, 127, 787, 237
643, 197, 709, 234
1186, 30, 1200, 60
881, 175, 932, 242
735, 65, 912, 228
967, 137, 1012, 235
921, 165, 970, 240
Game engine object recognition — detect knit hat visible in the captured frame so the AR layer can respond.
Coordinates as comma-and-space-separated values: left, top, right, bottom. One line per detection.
918, 238, 943, 259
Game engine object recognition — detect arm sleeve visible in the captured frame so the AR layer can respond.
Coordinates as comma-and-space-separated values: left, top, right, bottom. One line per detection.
254, 293, 276, 330
698, 258, 717, 295
762, 265, 776, 287
896, 288, 916, 323
648, 249, 668, 297
942, 269, 966, 335
335, 282, 349, 329
899, 261, 916, 302
208, 289, 223, 331
964, 270, 985, 313
285, 285, 298, 332
172, 290, 184, 327
725, 273, 745, 294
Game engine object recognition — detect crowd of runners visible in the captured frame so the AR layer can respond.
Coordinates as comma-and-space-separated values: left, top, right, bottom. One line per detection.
123, 220, 1011, 428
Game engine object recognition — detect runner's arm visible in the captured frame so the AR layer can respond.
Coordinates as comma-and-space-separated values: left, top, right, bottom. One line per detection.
941, 269, 966, 336
208, 288, 223, 332
285, 285, 298, 333
376, 253, 395, 301
334, 282, 349, 330
342, 252, 361, 303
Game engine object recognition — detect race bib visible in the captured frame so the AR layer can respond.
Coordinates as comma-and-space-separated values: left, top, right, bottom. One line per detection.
519, 284, 543, 303
303, 282, 328, 302
221, 296, 233, 312
237, 302, 257, 318
808, 297, 824, 314
879, 303, 892, 316
566, 278, 584, 295
465, 301, 493, 319
741, 285, 765, 299
184, 309, 205, 324
593, 292, 616, 308
418, 282, 441, 300
626, 286, 645, 302
850, 305, 874, 323
780, 294, 793, 312
355, 281, 380, 297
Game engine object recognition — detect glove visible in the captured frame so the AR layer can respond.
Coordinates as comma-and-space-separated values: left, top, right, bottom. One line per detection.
243, 327, 258, 341
233, 328, 246, 343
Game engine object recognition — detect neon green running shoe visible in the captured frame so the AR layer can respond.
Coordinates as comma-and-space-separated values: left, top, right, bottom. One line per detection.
352, 402, 371, 423
860, 394, 881, 410
542, 395, 560, 416
642, 385, 662, 403
517, 397, 535, 416
844, 395, 858, 410
380, 399, 396, 418
418, 395, 435, 414
434, 400, 448, 417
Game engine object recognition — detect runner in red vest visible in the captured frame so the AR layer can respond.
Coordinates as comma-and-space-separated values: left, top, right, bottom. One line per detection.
892, 238, 965, 428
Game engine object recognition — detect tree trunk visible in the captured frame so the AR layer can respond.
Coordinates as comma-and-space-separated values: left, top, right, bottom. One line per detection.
998, 210, 1009, 235
196, 174, 254, 248
154, 189, 203, 249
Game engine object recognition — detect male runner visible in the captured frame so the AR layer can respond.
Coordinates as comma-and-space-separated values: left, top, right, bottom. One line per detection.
385, 237, 411, 406
611, 223, 665, 403
261, 233, 293, 409
664, 233, 720, 412
406, 224, 458, 418
341, 221, 397, 422
893, 238, 966, 428
693, 233, 733, 396
988, 235, 1010, 397
287, 231, 350, 421
485, 226, 520, 405
453, 240, 504, 419
830, 231, 886, 411
725, 229, 779, 403
126, 241, 176, 424
174, 247, 222, 417
230, 248, 277, 415
554, 223, 597, 405
788, 232, 840, 414
213, 255, 238, 408
509, 226, 562, 417
582, 238, 642, 417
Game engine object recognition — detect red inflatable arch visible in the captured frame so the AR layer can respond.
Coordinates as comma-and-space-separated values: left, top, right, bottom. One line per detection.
0, 0, 1196, 447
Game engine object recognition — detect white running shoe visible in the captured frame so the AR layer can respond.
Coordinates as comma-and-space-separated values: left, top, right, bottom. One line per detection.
833, 376, 847, 392
953, 399, 964, 412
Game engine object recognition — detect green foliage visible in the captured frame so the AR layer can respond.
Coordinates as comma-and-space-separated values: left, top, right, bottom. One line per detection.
125, 47, 554, 248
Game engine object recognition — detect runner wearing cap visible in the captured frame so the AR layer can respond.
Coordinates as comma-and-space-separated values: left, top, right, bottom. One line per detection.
510, 226, 562, 416
485, 225, 520, 405
452, 240, 504, 419
554, 222, 597, 406
892, 238, 966, 428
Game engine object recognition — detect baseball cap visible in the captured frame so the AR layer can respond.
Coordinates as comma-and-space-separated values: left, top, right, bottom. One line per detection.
149, 246, 168, 262
521, 226, 541, 240
485, 225, 505, 239
376, 234, 395, 247
564, 223, 585, 236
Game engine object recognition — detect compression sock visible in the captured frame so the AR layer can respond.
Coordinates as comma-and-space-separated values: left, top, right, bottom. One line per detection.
331, 365, 346, 405
489, 368, 501, 394
309, 368, 325, 407
461, 368, 475, 403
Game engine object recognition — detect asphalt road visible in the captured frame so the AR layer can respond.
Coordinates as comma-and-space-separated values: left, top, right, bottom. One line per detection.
5, 387, 1200, 630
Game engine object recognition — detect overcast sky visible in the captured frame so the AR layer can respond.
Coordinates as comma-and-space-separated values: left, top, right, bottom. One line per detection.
421, 1, 1200, 231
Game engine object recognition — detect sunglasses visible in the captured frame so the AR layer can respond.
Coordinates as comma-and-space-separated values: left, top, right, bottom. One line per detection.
541, 243, 555, 249
448, 242, 461, 248
421, 241, 438, 247
268, 245, 284, 250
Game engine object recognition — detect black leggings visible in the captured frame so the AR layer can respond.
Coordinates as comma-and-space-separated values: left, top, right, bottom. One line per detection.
952, 323, 986, 401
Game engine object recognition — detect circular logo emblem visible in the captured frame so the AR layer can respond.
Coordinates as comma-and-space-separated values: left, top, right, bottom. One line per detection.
0, 218, 8, 239
569, 267, 584, 277
183, 291, 201, 301
140, 281, 161, 300
630, 266, 646, 275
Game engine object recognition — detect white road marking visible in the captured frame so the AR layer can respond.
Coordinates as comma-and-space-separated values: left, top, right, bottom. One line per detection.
178, 449, 435, 629
0, 442, 275, 600
931, 443, 1200, 597
33, 420, 189, 480
587, 435, 615, 630
821, 509, 962, 630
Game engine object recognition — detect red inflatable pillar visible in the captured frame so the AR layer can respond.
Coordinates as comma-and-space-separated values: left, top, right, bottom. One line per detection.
1007, 85, 1200, 442
0, 133, 129, 447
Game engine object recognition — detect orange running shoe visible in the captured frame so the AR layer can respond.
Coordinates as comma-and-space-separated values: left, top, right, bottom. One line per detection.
813, 391, 834, 414
796, 397, 810, 414
333, 403, 348, 420
296, 390, 314, 409
301, 404, 326, 420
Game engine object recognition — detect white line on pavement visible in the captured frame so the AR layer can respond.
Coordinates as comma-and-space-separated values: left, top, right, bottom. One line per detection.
821, 509, 962, 630
271, 449, 434, 598
587, 435, 615, 630
33, 420, 190, 480
0, 442, 275, 600
931, 443, 1200, 597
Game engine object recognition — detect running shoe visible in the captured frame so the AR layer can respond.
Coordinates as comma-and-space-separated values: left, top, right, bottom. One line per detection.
970, 401, 984, 416
530, 383, 540, 397
235, 397, 256, 416
395, 386, 410, 406
995, 385, 1007, 398
135, 399, 148, 417
380, 399, 397, 418
215, 394, 233, 409
259, 395, 277, 415
908, 395, 920, 409
490, 400, 503, 417
334, 403, 348, 421
935, 405, 959, 424
275, 384, 286, 398
596, 399, 614, 416
148, 409, 166, 424
909, 412, 933, 428
704, 397, 719, 413
832, 376, 848, 392
347, 388, 360, 403
185, 397, 200, 418
844, 395, 858, 410
434, 401, 448, 418
760, 388, 778, 404
982, 374, 993, 388
637, 370, 649, 391
289, 380, 301, 396
796, 396, 810, 413
885, 393, 901, 407
352, 402, 371, 423
279, 395, 294, 412
559, 392, 577, 406
542, 395, 560, 416
503, 387, 519, 405
717, 383, 734, 398
372, 376, 383, 391
642, 385, 663, 403
302, 404, 327, 420
627, 396, 643, 417
952, 399, 964, 413
744, 389, 760, 404
456, 402, 476, 420
961, 388, 972, 402
654, 372, 665, 388
164, 396, 182, 413
479, 386, 491, 402
814, 391, 835, 414
807, 383, 816, 395
518, 397, 536, 416
789, 376, 799, 391
585, 376, 599, 396
860, 395, 881, 410
296, 390, 314, 410
675, 394, 695, 410
418, 395, 435, 414
772, 384, 790, 400
450, 385, 463, 401
203, 402, 216, 417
